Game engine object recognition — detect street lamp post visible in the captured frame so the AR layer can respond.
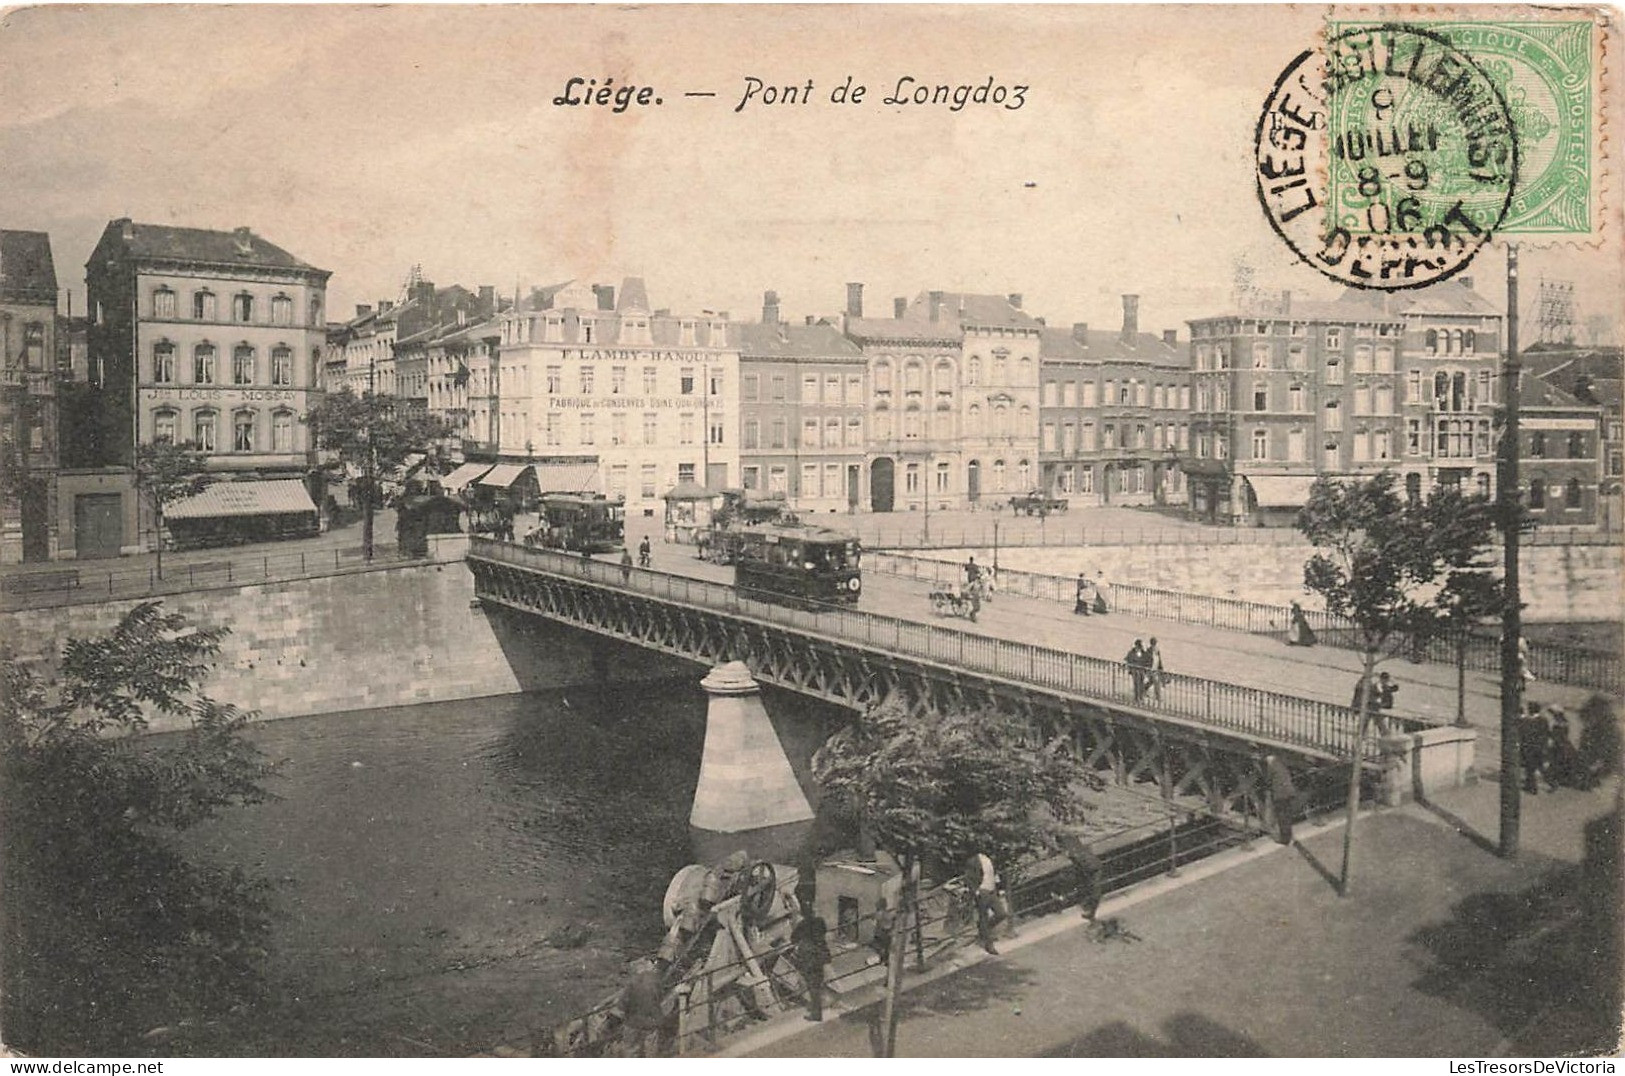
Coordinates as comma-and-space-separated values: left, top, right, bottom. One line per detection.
1498, 244, 1524, 858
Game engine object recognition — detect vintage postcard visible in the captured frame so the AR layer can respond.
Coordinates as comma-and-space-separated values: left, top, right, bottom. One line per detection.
0, 3, 1620, 1064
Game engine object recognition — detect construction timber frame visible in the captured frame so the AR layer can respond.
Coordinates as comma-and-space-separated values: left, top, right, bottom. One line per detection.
468, 539, 1385, 822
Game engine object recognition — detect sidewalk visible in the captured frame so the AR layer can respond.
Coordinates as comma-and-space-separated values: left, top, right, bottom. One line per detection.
733, 776, 1621, 1057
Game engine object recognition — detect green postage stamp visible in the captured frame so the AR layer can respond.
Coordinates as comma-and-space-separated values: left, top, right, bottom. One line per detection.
1328, 18, 1596, 235
1257, 12, 1606, 291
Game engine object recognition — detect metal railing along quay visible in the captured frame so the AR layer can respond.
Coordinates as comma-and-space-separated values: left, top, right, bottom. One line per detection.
0, 544, 414, 611
849, 516, 1621, 553
871, 552, 1623, 695
470, 538, 1403, 760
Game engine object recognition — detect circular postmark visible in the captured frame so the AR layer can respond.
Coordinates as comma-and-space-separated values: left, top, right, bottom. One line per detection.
1256, 24, 1519, 290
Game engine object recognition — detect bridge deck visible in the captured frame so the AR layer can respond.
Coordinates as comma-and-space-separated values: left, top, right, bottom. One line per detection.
468, 538, 1487, 761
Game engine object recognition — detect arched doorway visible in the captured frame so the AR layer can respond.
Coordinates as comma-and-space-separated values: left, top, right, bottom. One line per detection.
870, 457, 895, 512
967, 459, 981, 504
1101, 463, 1115, 505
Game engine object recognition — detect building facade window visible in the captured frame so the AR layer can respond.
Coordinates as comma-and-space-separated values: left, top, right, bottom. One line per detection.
644, 366, 658, 394
154, 409, 178, 444
193, 410, 217, 452
1530, 478, 1546, 509
641, 465, 658, 499
580, 366, 594, 394
233, 293, 254, 323
233, 410, 255, 452
153, 341, 176, 383
579, 412, 595, 445
193, 343, 216, 384
193, 290, 216, 320
271, 346, 292, 386
233, 345, 255, 385
1288, 427, 1306, 461
743, 418, 759, 450
643, 412, 658, 445
1324, 399, 1341, 432
154, 287, 177, 318
1252, 428, 1268, 459
546, 366, 562, 394
611, 366, 626, 394
680, 368, 696, 395
1566, 478, 1583, 508
272, 410, 294, 451
272, 295, 293, 326
1568, 431, 1585, 458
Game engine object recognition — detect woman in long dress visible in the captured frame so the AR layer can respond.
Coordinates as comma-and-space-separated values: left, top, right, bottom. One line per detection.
1286, 601, 1317, 646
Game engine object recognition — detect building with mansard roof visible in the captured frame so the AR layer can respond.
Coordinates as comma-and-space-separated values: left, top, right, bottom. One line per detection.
738, 292, 868, 513
494, 277, 739, 515
1, 229, 62, 561
85, 219, 331, 552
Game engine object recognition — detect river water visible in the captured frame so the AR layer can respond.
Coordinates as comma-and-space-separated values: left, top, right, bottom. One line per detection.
181, 679, 714, 1056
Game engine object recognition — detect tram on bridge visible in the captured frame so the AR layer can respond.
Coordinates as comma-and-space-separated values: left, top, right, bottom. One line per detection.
733, 522, 862, 608
530, 493, 627, 554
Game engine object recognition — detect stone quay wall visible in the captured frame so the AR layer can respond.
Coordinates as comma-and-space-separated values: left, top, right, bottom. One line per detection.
1, 537, 684, 733
973, 542, 1621, 624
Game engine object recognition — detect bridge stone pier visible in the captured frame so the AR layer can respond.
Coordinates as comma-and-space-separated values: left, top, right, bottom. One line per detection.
691, 660, 815, 863
467, 539, 1460, 828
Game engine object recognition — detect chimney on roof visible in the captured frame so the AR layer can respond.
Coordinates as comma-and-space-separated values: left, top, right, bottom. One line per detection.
763, 290, 780, 325
1121, 294, 1140, 343
805, 315, 815, 326
232, 227, 253, 254
1163, 329, 1178, 346
846, 282, 864, 319
1280, 289, 1292, 316
117, 218, 135, 241
356, 303, 373, 317
1458, 276, 1474, 290
894, 297, 907, 319
1072, 322, 1088, 344
1035, 316, 1045, 326
928, 290, 944, 322
1008, 293, 1023, 309
592, 284, 616, 310
378, 299, 394, 313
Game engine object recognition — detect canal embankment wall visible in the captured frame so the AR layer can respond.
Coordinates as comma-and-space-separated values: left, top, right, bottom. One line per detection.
952, 542, 1622, 623
1, 536, 693, 733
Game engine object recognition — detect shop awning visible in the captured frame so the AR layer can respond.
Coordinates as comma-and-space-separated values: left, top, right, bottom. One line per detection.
166, 480, 318, 520
477, 463, 532, 488
1246, 475, 1319, 508
533, 461, 600, 494
440, 461, 493, 494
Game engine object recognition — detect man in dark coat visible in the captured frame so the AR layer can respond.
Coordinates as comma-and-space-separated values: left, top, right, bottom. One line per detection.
1519, 703, 1549, 795
1059, 832, 1105, 921
790, 899, 831, 1021
1265, 754, 1299, 845
1126, 640, 1149, 701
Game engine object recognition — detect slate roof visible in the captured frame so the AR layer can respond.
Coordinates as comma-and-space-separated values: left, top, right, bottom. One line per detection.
905, 290, 1041, 330
1040, 324, 1186, 366
842, 315, 962, 344
102, 219, 322, 273
0, 230, 57, 303
617, 276, 651, 313
738, 320, 865, 360
1337, 281, 1502, 318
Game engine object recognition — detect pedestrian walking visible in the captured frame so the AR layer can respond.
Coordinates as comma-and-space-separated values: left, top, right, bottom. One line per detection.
790, 898, 831, 1021
965, 556, 982, 588
1125, 639, 1149, 701
1264, 754, 1299, 845
1093, 570, 1112, 614
1286, 601, 1317, 647
1548, 707, 1581, 789
1577, 694, 1622, 790
1073, 572, 1094, 616
1145, 637, 1166, 704
619, 548, 634, 583
1518, 636, 1537, 685
870, 895, 895, 967
1059, 832, 1105, 921
964, 851, 1004, 955
638, 535, 652, 568
1519, 702, 1549, 795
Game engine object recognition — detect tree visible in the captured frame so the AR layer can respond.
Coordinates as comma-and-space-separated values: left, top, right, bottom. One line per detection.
1297, 472, 1501, 896
134, 439, 212, 580
305, 387, 450, 560
812, 700, 1089, 1056
0, 603, 276, 1053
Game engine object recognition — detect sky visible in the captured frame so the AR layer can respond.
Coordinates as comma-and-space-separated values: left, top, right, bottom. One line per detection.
1, 4, 1619, 339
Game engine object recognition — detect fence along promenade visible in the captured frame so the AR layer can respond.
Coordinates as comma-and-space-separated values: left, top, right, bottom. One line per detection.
869, 552, 1623, 695
0, 544, 417, 611
471, 538, 1401, 760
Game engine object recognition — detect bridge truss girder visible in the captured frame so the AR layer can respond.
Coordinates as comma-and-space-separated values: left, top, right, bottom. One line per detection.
471, 560, 1340, 822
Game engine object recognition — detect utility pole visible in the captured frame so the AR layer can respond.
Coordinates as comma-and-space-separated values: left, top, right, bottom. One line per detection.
1498, 244, 1524, 858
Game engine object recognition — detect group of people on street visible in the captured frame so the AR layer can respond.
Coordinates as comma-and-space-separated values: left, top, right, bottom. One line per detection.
1124, 638, 1166, 703
1073, 570, 1112, 615
1518, 701, 1608, 795
1350, 671, 1400, 731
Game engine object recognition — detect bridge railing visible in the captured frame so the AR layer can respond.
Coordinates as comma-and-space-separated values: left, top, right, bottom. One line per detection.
469, 539, 1398, 759
869, 552, 1623, 695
